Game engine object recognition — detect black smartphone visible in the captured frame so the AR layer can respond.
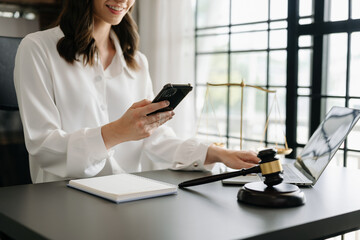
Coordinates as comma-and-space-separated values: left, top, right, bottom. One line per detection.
148, 83, 193, 115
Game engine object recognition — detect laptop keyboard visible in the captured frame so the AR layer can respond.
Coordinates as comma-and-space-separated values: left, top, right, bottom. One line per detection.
282, 164, 312, 184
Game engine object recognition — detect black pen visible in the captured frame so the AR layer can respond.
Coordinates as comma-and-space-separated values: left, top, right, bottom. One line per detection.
178, 165, 260, 188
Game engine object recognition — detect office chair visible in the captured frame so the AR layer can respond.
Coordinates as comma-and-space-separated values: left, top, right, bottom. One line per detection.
0, 36, 32, 187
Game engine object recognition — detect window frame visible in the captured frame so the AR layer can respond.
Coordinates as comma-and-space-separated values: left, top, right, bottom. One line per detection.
194, 0, 360, 167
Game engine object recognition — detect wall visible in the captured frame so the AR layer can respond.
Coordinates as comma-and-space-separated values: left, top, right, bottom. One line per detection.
0, 16, 39, 37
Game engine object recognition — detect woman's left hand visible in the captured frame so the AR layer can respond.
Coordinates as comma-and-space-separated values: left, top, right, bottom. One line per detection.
205, 144, 260, 169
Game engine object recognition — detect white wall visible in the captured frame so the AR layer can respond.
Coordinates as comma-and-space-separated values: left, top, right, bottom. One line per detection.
0, 17, 39, 37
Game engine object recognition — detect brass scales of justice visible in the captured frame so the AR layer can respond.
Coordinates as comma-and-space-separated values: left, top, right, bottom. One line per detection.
189, 82, 306, 208
196, 79, 292, 155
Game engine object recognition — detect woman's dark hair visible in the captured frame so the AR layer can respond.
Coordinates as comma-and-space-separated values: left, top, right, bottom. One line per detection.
56, 0, 139, 70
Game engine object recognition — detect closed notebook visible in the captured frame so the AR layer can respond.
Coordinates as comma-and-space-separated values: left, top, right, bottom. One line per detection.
67, 173, 178, 203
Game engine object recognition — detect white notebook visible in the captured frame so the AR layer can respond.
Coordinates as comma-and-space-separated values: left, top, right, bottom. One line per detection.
67, 173, 178, 203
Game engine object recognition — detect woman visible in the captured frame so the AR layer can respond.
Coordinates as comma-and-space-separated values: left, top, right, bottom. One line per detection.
14, 0, 259, 183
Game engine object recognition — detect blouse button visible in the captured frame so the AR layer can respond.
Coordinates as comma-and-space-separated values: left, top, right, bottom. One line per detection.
193, 162, 198, 167
95, 76, 102, 82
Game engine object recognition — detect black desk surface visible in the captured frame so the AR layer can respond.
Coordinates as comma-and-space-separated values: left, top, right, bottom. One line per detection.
0, 166, 360, 240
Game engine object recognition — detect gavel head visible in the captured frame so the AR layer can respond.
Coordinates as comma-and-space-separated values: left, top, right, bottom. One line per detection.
258, 148, 283, 187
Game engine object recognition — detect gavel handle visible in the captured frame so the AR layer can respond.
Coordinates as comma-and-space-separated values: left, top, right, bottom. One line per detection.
178, 165, 261, 188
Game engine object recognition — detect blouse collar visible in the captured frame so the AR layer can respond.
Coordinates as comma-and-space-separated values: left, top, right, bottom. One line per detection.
107, 29, 136, 79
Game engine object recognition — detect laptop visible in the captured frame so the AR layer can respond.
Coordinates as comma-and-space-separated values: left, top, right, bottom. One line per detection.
222, 106, 360, 186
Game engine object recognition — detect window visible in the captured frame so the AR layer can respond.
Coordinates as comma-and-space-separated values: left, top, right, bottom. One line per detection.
195, 0, 289, 152
194, 0, 360, 171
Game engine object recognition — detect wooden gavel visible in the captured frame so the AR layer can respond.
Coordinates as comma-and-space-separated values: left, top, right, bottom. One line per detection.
178, 148, 283, 188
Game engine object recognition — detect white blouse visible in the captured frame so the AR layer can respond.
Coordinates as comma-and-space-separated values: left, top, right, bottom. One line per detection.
14, 27, 212, 183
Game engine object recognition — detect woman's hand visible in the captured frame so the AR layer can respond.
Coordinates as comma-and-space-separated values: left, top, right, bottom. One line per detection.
101, 99, 174, 149
205, 144, 260, 169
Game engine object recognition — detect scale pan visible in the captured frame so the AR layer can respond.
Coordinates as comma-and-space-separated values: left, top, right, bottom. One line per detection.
213, 142, 225, 148
276, 148, 293, 155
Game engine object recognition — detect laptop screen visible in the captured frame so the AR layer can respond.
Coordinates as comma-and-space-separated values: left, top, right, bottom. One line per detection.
297, 106, 360, 180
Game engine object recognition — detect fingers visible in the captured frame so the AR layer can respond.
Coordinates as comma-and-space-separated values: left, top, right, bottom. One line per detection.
220, 150, 261, 170
147, 114, 173, 129
130, 99, 171, 116
237, 151, 261, 164
239, 161, 258, 169
131, 99, 152, 109
146, 111, 174, 130
135, 108, 174, 138
223, 158, 258, 170
147, 111, 175, 125
143, 101, 170, 115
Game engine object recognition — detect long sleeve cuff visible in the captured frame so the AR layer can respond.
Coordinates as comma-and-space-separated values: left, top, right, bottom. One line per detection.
170, 138, 215, 171
66, 126, 110, 177
85, 126, 109, 161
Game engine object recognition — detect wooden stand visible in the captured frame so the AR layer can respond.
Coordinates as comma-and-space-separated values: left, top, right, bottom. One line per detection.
238, 182, 306, 208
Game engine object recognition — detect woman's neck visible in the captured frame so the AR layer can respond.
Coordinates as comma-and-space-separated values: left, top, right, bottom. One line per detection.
93, 18, 116, 70
93, 19, 112, 50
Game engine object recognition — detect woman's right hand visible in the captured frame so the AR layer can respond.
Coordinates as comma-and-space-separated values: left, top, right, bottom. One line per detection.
101, 99, 175, 149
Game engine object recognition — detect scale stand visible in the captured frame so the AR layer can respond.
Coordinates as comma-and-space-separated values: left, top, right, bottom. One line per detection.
200, 81, 292, 154
238, 182, 306, 208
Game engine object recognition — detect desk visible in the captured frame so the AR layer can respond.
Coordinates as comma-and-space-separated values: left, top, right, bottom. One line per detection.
0, 167, 360, 240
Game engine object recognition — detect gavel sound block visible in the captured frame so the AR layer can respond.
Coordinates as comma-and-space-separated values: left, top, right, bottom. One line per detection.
237, 148, 305, 208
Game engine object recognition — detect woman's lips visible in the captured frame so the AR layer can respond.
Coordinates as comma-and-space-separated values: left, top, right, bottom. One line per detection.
106, 4, 126, 15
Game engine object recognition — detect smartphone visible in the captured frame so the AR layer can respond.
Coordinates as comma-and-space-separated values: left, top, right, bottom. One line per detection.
148, 83, 193, 115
